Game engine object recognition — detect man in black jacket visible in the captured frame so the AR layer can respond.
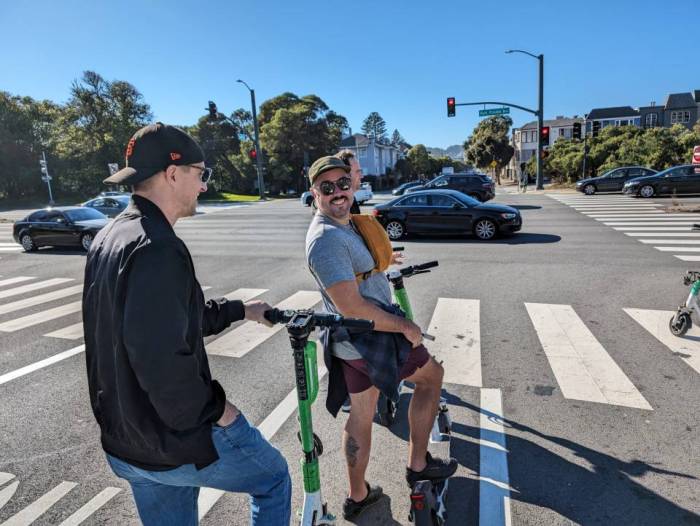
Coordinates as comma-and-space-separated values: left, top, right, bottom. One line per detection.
83, 123, 291, 526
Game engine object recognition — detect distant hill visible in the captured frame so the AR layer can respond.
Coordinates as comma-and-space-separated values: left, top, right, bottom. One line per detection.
426, 145, 464, 160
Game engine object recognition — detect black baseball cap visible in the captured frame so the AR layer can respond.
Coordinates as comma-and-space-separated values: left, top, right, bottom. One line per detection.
104, 122, 205, 185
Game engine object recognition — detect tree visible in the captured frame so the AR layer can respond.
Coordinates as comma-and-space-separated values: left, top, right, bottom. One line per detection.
407, 144, 431, 177
390, 129, 404, 146
464, 116, 514, 184
362, 112, 388, 143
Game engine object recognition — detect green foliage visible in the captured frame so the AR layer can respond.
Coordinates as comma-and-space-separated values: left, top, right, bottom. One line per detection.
464, 116, 514, 183
407, 144, 431, 176
361, 112, 388, 143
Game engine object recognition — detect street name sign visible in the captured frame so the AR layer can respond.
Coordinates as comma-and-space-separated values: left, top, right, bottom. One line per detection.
479, 107, 510, 117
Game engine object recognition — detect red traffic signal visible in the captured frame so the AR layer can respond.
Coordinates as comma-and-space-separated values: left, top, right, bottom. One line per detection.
447, 97, 456, 117
249, 149, 257, 160
540, 126, 550, 145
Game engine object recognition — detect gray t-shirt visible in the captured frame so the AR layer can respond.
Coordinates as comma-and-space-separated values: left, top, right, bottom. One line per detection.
306, 213, 393, 359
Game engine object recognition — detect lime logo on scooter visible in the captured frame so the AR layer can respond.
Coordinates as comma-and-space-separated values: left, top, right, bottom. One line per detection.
264, 308, 374, 526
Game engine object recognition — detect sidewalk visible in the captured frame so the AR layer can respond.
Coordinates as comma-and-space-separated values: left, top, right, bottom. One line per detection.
497, 181, 577, 195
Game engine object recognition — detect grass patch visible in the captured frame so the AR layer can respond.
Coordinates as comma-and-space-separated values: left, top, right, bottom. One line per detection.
201, 192, 261, 202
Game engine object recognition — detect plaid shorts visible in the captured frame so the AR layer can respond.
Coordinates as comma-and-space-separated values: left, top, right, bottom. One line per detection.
340, 344, 431, 394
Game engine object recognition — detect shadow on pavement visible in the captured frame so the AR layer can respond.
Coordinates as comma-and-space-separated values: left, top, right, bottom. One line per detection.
433, 394, 700, 526
405, 233, 561, 245
510, 205, 542, 210
20, 247, 87, 256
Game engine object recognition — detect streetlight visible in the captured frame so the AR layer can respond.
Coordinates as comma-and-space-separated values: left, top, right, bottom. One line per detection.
506, 49, 544, 190
237, 79, 265, 199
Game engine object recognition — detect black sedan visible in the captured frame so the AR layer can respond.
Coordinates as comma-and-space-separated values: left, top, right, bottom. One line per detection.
622, 164, 700, 198
82, 195, 130, 217
373, 189, 521, 240
13, 207, 109, 252
575, 166, 657, 195
391, 181, 425, 196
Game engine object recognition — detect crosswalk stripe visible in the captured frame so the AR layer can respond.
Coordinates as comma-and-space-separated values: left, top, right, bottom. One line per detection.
0, 472, 15, 486
0, 243, 21, 247
0, 279, 74, 300
0, 277, 34, 288
0, 285, 83, 316
653, 246, 700, 252
0, 248, 22, 252
44, 288, 267, 340
56, 487, 122, 526
571, 205, 659, 208
525, 303, 652, 410
624, 309, 700, 375
626, 232, 700, 237
675, 255, 700, 261
593, 216, 700, 220
427, 298, 482, 387
479, 388, 512, 526
0, 345, 85, 386
604, 222, 697, 226
0, 481, 77, 526
638, 239, 700, 244
0, 301, 81, 332
207, 291, 321, 357
613, 227, 692, 231
585, 212, 667, 216
0, 481, 19, 510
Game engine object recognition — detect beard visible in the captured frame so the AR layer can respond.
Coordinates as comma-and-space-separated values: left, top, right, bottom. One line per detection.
320, 193, 351, 221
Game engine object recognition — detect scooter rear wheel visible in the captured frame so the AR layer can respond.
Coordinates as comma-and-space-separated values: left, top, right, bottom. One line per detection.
669, 312, 691, 337
376, 393, 396, 427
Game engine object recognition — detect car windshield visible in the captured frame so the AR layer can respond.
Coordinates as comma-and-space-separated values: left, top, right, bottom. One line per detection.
114, 196, 131, 204
454, 193, 481, 207
64, 208, 107, 221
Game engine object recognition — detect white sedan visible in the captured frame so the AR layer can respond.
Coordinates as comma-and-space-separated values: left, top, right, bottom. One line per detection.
301, 183, 373, 207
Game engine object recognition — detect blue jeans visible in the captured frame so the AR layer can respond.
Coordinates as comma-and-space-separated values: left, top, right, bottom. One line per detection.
106, 414, 291, 526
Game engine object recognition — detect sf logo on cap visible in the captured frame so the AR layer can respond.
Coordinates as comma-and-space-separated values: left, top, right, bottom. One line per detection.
170, 152, 182, 161
125, 138, 136, 158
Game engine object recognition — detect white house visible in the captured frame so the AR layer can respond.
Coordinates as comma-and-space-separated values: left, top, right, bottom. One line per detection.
338, 134, 403, 179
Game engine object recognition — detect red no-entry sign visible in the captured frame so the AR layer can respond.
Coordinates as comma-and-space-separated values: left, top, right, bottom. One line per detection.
693, 145, 700, 165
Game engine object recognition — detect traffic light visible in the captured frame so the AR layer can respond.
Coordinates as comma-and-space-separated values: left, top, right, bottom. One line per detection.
572, 122, 582, 140
207, 101, 218, 119
249, 149, 257, 160
540, 126, 550, 146
447, 97, 456, 118
592, 120, 601, 137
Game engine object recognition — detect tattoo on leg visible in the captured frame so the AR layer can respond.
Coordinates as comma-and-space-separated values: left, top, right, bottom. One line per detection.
345, 436, 360, 468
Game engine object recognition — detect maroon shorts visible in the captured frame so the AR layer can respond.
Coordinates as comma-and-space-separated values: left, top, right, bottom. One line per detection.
341, 344, 431, 394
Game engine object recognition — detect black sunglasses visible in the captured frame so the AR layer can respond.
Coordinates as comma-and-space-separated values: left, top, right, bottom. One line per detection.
185, 164, 213, 184
317, 176, 352, 196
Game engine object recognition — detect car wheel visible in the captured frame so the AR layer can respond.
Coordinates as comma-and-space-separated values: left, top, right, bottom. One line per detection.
473, 218, 497, 240
80, 233, 94, 251
20, 233, 36, 252
385, 220, 405, 240
305, 195, 314, 206
639, 185, 655, 198
583, 184, 596, 195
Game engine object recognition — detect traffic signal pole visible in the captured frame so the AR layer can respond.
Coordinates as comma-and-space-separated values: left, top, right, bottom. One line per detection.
238, 80, 266, 200
536, 53, 544, 190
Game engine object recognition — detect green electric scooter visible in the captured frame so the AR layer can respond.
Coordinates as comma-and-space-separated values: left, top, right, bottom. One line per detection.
264, 308, 374, 526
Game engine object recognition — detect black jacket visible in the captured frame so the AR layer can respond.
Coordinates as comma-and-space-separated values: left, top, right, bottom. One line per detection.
83, 195, 245, 470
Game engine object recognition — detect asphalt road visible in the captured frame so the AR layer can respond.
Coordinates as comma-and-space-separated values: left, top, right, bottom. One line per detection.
0, 191, 698, 525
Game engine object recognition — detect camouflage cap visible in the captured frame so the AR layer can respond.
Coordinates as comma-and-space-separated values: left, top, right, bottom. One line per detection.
308, 155, 350, 184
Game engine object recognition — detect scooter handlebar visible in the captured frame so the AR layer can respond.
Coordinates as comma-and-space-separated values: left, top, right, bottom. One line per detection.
264, 308, 374, 331
399, 260, 439, 277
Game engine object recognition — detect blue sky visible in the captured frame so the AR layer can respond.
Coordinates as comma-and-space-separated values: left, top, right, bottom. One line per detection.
2, 0, 697, 149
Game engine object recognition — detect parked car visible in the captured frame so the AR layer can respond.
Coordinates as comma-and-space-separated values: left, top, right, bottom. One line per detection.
12, 207, 109, 252
404, 172, 495, 201
575, 166, 657, 195
373, 189, 521, 241
622, 164, 700, 198
300, 182, 373, 207
100, 190, 131, 197
82, 195, 130, 217
391, 181, 424, 196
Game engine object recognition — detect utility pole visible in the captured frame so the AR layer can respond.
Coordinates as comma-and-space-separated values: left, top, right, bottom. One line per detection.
506, 49, 545, 189
39, 152, 54, 206
238, 80, 265, 199
582, 114, 589, 179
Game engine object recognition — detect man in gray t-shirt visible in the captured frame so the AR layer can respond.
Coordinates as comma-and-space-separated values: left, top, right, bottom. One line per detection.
305, 156, 457, 521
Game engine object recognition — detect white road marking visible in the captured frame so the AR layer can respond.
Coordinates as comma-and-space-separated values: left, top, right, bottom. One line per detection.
198, 363, 329, 519
56, 487, 122, 526
0, 345, 85, 386
0, 301, 81, 332
675, 255, 700, 261
479, 388, 513, 526
585, 212, 667, 216
624, 309, 700, 375
0, 277, 34, 288
525, 303, 652, 410
0, 481, 77, 526
626, 232, 700, 237
207, 291, 321, 357
0, 248, 22, 252
604, 222, 697, 226
638, 239, 700, 244
0, 279, 74, 300
223, 288, 268, 302
613, 227, 692, 231
0, 473, 15, 486
0, 285, 83, 316
45, 322, 84, 340
595, 216, 700, 221
0, 481, 19, 510
427, 298, 482, 386
654, 246, 700, 252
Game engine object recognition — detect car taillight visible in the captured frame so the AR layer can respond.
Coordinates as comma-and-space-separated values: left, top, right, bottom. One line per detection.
372, 209, 379, 216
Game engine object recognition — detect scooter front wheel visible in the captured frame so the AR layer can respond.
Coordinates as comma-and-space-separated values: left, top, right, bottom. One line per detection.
669, 312, 691, 336
376, 393, 396, 427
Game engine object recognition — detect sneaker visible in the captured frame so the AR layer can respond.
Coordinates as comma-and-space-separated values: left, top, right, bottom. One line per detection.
341, 396, 351, 413
405, 452, 458, 487
342, 482, 384, 520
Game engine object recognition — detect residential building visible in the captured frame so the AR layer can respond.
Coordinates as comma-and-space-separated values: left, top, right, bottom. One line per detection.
585, 106, 640, 135
661, 92, 698, 129
338, 133, 403, 179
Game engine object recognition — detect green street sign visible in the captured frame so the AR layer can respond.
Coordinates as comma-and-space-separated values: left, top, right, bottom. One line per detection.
479, 107, 510, 117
